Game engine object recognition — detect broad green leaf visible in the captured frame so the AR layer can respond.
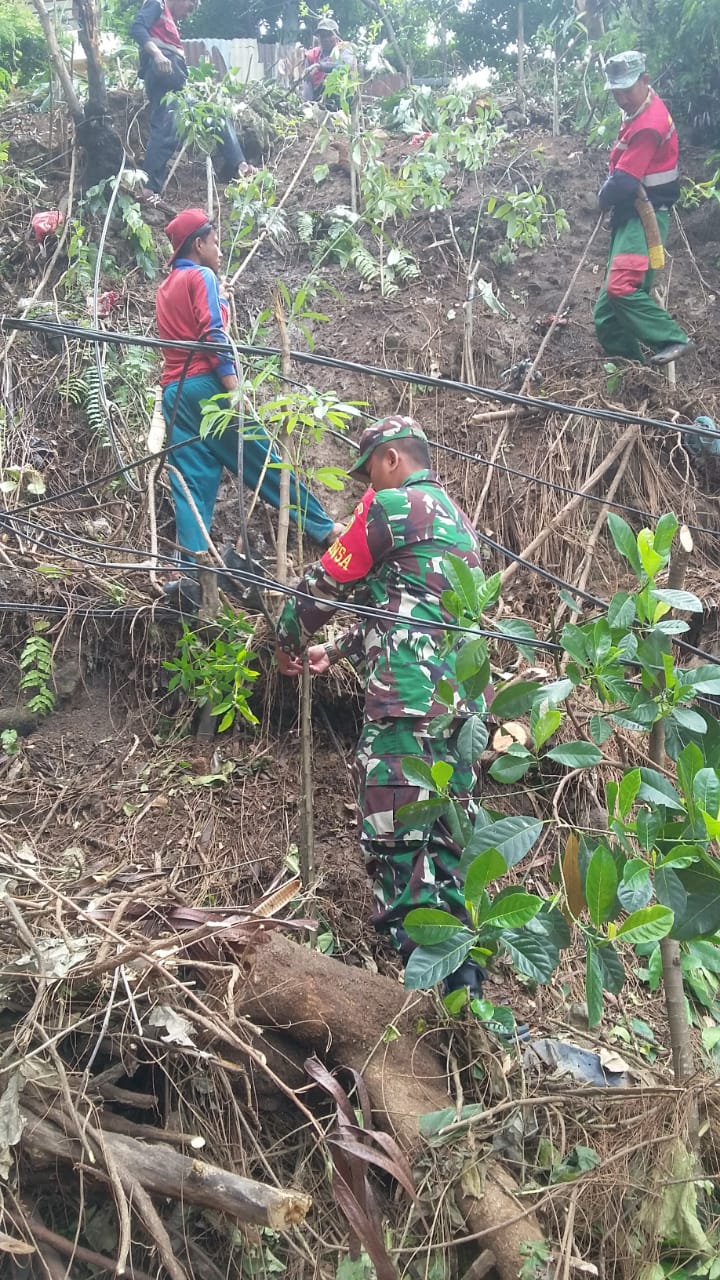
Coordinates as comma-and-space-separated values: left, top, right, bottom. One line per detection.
685, 940, 720, 975
403, 930, 476, 989
463, 849, 507, 906
401, 757, 436, 789
607, 592, 636, 631
457, 715, 489, 765
694, 768, 720, 817
657, 844, 703, 869
671, 706, 708, 734
545, 742, 603, 768
456, 638, 490, 687
404, 907, 464, 946
535, 679, 574, 708
670, 863, 720, 940
682, 664, 720, 694
431, 761, 454, 791
479, 892, 543, 930
589, 714, 613, 746
654, 512, 679, 556
655, 865, 688, 917
585, 845, 618, 926
502, 930, 562, 982
494, 617, 537, 662
650, 588, 702, 613
677, 741, 704, 800
532, 708, 562, 751
461, 815, 542, 871
396, 798, 449, 829
491, 680, 543, 719
637, 528, 665, 578
607, 513, 642, 576
617, 905, 674, 944
596, 942, 625, 994
585, 944, 604, 1027
489, 749, 533, 784
444, 554, 478, 615
617, 861, 653, 912
417, 1102, 484, 1137
637, 768, 685, 811
636, 808, 662, 852
442, 987, 468, 1015
618, 768, 641, 818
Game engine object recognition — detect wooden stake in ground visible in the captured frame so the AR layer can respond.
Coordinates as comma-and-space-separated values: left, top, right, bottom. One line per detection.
647, 524, 695, 1085
272, 291, 292, 586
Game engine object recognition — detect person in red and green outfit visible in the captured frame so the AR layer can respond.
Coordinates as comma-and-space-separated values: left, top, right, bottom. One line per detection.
156, 207, 341, 588
593, 50, 693, 366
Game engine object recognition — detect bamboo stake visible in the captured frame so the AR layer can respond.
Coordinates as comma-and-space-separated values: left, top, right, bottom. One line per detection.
553, 428, 638, 628
500, 424, 637, 582
647, 524, 696, 1086
272, 290, 292, 586
300, 652, 315, 890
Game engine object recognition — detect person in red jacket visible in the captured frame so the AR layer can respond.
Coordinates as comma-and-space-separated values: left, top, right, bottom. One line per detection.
593, 50, 693, 366
131, 0, 245, 193
301, 17, 357, 105
156, 208, 341, 588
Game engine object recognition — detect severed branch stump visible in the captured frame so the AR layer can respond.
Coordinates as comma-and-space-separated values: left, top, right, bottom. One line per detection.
21, 1114, 311, 1229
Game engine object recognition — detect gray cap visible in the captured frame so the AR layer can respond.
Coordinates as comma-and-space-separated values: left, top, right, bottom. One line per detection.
315, 16, 340, 34
604, 50, 646, 90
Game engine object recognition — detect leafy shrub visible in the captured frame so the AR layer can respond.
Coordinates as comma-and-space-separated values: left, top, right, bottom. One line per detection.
0, 0, 47, 81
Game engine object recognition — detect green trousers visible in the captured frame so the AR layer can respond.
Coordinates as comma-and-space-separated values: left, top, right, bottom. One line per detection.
593, 212, 688, 362
354, 717, 479, 950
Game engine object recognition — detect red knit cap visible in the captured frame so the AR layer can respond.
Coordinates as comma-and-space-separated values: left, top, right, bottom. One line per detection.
165, 207, 211, 261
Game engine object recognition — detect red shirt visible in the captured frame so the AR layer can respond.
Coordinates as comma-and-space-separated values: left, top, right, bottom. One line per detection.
155, 259, 236, 387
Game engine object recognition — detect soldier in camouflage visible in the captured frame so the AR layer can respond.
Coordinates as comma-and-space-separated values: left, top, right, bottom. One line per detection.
275, 416, 488, 992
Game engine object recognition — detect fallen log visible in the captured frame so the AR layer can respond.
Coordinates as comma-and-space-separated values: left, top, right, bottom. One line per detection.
238, 932, 544, 1280
20, 1114, 311, 1229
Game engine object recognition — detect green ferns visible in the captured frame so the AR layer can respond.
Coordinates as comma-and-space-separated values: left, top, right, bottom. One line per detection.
19, 623, 54, 717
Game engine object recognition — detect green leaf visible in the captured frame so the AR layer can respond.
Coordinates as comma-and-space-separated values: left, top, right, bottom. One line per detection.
479, 892, 543, 929
395, 797, 449, 828
533, 708, 561, 750
489, 749, 533, 783
589, 714, 613, 746
403, 930, 476, 989
671, 706, 708, 734
442, 987, 469, 1015
431, 761, 454, 791
585, 943, 604, 1027
444, 554, 478, 615
400, 757, 436, 789
404, 907, 464, 946
637, 768, 685, 811
535, 678, 574, 708
682, 664, 720, 694
617, 905, 674, 944
607, 513, 642, 577
670, 863, 720, 940
456, 715, 489, 764
463, 849, 507, 906
596, 942, 625, 994
585, 845, 619, 926
654, 512, 679, 556
455, 637, 490, 685
491, 680, 543, 718
693, 768, 720, 817
545, 742, 603, 768
637, 528, 665, 578
607, 592, 636, 631
461, 815, 542, 871
650, 588, 702, 612
502, 930, 561, 982
312, 162, 330, 183
494, 618, 537, 661
618, 768, 641, 817
617, 861, 653, 912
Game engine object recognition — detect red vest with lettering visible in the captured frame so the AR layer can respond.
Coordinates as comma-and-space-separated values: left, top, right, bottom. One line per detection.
609, 92, 679, 192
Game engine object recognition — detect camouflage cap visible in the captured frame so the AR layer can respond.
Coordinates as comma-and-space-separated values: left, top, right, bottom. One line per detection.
315, 16, 340, 33
604, 50, 646, 90
349, 415, 428, 475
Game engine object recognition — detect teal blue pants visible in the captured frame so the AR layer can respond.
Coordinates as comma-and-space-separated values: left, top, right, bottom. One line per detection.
163, 374, 334, 560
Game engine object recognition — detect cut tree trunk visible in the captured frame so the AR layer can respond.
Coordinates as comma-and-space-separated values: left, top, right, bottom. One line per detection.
238, 932, 544, 1280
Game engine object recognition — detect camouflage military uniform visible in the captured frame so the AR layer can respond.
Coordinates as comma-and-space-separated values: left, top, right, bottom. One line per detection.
276, 466, 487, 946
